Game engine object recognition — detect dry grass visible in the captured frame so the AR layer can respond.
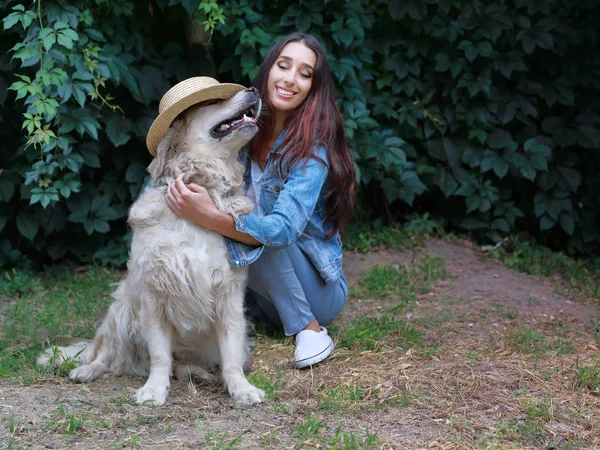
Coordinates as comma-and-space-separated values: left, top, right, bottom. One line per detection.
1, 239, 600, 449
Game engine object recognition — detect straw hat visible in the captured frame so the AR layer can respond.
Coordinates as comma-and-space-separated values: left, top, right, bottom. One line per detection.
146, 76, 246, 156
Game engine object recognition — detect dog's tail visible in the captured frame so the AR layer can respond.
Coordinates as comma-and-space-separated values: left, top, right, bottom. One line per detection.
36, 337, 93, 368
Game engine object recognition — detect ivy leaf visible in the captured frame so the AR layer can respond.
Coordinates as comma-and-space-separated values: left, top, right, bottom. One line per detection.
38, 28, 57, 51
9, 75, 43, 100
79, 142, 101, 168
468, 129, 487, 144
487, 129, 515, 150
105, 116, 132, 147
389, 0, 425, 20
54, 174, 81, 198
181, 0, 200, 16
4, 6, 36, 31
558, 166, 581, 191
477, 41, 493, 57
458, 41, 478, 62
16, 212, 39, 241
10, 42, 40, 65
559, 214, 575, 235
0, 178, 15, 201
338, 28, 354, 48
30, 187, 60, 208
56, 24, 79, 50
492, 218, 510, 232
125, 163, 147, 183
492, 159, 509, 178
295, 14, 311, 32
539, 215, 555, 231
433, 168, 458, 197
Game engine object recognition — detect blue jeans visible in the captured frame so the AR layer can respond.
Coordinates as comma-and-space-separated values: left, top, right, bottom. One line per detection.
245, 243, 347, 336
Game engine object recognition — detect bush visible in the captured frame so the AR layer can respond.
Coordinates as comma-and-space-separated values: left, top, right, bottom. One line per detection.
1, 0, 599, 267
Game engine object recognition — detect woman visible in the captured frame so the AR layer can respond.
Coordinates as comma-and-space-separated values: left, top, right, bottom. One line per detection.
166, 32, 355, 368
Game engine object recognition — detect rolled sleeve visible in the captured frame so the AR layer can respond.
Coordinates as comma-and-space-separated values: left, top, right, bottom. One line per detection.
225, 237, 264, 268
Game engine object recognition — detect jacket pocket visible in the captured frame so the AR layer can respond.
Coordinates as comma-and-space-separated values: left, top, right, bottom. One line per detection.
261, 177, 285, 210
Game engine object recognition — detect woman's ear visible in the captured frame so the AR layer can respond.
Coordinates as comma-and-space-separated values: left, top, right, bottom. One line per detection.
147, 118, 184, 179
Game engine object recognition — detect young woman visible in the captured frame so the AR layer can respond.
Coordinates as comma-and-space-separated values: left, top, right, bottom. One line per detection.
166, 32, 355, 368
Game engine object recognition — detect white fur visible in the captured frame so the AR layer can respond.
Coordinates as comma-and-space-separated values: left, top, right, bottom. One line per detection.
38, 90, 264, 406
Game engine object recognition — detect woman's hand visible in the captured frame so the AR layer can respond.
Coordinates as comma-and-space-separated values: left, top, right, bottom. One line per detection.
166, 173, 220, 229
166, 173, 261, 246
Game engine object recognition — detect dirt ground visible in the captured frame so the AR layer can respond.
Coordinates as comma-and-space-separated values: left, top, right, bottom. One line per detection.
1, 238, 599, 449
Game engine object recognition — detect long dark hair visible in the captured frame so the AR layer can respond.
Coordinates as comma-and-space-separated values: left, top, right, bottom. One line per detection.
250, 32, 355, 236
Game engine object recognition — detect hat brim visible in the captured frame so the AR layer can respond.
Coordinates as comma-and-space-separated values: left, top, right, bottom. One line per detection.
146, 83, 246, 156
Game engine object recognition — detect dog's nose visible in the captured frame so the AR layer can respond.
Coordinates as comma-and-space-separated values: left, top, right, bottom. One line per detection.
245, 87, 258, 94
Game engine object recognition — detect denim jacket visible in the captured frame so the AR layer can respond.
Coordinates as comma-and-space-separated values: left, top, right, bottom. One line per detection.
226, 130, 343, 284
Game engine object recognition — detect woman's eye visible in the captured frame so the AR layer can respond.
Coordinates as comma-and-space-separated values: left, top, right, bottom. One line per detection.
301, 73, 312, 79
277, 63, 287, 70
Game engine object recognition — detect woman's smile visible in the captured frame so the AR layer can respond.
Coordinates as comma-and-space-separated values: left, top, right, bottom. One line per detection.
267, 42, 317, 118
275, 86, 297, 98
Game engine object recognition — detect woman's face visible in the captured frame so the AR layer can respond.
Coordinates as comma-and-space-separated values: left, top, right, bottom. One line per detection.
267, 41, 317, 118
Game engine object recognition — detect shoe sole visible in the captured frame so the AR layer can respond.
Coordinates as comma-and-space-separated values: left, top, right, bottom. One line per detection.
295, 341, 334, 369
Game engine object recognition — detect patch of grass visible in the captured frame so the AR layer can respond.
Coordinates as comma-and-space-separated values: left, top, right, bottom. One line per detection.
0, 269, 43, 297
293, 411, 326, 441
112, 433, 141, 448
388, 390, 413, 406
43, 405, 91, 436
503, 325, 580, 357
495, 305, 519, 320
137, 415, 159, 426
259, 428, 279, 446
316, 383, 366, 411
569, 357, 600, 394
587, 315, 600, 345
344, 215, 443, 254
203, 428, 243, 450
327, 426, 380, 450
343, 226, 415, 253
0, 266, 120, 380
492, 400, 555, 448
110, 393, 133, 408
3, 414, 31, 450
246, 366, 284, 400
334, 313, 422, 352
491, 239, 600, 301
292, 412, 379, 449
352, 255, 446, 308
355, 265, 411, 298
504, 326, 549, 355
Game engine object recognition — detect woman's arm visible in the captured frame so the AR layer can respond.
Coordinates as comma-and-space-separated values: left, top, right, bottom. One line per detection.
234, 146, 329, 247
166, 174, 261, 247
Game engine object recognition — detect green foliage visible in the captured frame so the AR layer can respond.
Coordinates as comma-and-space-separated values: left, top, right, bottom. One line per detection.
337, 314, 422, 351
1, 0, 600, 266
491, 238, 600, 299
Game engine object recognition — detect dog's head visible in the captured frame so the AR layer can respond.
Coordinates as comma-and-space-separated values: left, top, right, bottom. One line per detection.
149, 88, 261, 181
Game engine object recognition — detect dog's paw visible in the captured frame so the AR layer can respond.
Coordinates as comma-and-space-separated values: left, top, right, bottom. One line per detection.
231, 385, 265, 405
136, 384, 170, 406
69, 365, 102, 383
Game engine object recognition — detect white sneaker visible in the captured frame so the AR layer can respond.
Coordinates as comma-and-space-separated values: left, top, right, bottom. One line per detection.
294, 326, 334, 369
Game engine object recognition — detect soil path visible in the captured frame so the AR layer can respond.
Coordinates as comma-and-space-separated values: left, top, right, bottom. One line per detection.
1, 238, 599, 449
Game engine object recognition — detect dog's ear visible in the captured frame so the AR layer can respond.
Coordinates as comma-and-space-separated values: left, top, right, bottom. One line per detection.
147, 118, 185, 179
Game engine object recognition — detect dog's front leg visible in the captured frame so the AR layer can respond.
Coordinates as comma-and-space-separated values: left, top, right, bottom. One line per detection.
216, 317, 264, 405
136, 299, 173, 406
